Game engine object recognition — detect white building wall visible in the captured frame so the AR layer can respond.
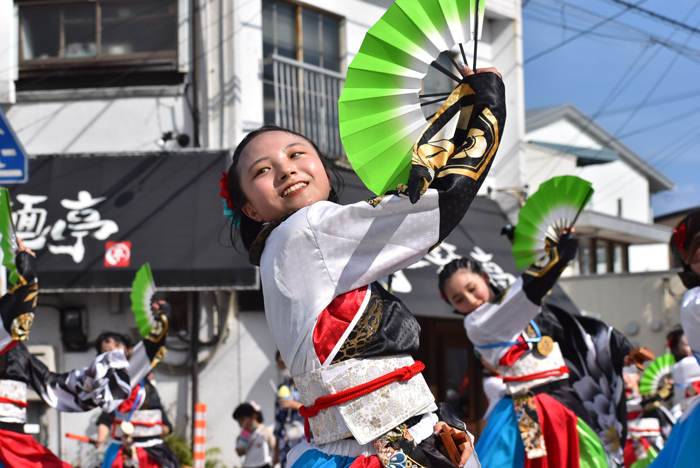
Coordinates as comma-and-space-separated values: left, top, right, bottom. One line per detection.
524, 143, 577, 192
578, 160, 650, 224
6, 93, 192, 154
629, 244, 671, 273
0, 1, 17, 104
527, 119, 602, 150
559, 272, 684, 358
525, 120, 651, 224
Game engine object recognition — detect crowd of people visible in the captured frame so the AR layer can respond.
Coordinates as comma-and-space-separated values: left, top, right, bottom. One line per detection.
223, 59, 700, 468
0, 42, 695, 468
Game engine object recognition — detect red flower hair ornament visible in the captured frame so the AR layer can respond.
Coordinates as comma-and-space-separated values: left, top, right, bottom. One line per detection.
672, 223, 687, 261
219, 172, 237, 223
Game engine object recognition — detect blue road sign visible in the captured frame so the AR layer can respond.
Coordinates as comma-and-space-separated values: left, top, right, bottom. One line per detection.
0, 107, 28, 184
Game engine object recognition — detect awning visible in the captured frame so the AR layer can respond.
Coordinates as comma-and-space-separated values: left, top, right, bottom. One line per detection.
575, 210, 672, 244
7, 151, 257, 291
338, 168, 579, 318
528, 140, 618, 166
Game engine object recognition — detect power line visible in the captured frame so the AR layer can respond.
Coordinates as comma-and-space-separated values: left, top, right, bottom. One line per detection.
616, 102, 700, 139
540, 0, 700, 64
524, 0, 649, 64
600, 86, 700, 115
609, 0, 700, 36
613, 5, 700, 136
536, 43, 657, 181
528, 0, 700, 191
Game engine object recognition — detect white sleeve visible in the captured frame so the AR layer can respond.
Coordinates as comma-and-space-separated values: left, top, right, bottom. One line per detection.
681, 287, 700, 359
307, 190, 440, 295
463, 277, 541, 366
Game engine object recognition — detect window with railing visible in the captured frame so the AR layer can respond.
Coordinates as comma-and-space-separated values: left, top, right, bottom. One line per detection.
17, 0, 180, 88
262, 0, 344, 157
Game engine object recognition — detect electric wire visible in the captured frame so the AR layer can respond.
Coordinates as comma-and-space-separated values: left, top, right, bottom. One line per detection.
524, 0, 649, 64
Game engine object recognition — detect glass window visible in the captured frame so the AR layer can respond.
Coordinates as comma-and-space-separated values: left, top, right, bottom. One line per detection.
302, 9, 321, 67
21, 6, 65, 60
20, 1, 177, 63
322, 16, 341, 72
579, 243, 590, 275
596, 243, 608, 274
613, 244, 625, 273
65, 5, 97, 58
275, 1, 297, 59
101, 2, 177, 56
262, 0, 340, 68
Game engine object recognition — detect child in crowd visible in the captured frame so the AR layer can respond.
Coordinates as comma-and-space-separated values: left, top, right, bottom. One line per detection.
235, 402, 276, 468
221, 62, 506, 468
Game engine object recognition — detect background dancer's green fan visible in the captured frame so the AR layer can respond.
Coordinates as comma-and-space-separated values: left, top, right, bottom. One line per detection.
640, 353, 676, 396
0, 189, 18, 285
339, 0, 486, 195
512, 175, 594, 269
130, 263, 157, 337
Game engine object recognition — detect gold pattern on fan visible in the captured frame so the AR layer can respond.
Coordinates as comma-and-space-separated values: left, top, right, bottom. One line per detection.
536, 336, 554, 356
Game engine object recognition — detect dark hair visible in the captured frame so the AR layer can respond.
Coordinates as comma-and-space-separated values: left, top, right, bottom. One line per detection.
667, 327, 687, 362
671, 208, 700, 289
226, 125, 344, 252
94, 332, 132, 355
438, 258, 482, 303
233, 402, 263, 424
438, 257, 501, 305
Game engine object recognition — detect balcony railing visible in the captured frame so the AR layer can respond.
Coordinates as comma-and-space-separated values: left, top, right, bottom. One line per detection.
266, 54, 345, 158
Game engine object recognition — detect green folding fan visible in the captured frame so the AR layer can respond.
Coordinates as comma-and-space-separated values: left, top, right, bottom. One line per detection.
0, 189, 18, 285
130, 263, 157, 337
512, 175, 594, 270
640, 353, 676, 396
339, 0, 486, 195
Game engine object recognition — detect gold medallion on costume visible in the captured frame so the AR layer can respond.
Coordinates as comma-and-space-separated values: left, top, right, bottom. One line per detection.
121, 421, 135, 435
536, 336, 554, 356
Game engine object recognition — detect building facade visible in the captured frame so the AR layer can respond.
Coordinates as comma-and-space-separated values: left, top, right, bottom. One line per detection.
525, 104, 675, 275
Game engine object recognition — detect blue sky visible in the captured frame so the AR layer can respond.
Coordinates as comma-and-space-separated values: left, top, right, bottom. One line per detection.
522, 0, 700, 217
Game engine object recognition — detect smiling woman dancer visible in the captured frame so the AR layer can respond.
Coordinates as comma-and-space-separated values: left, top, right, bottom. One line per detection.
436, 222, 658, 468
220, 63, 506, 468
649, 208, 700, 468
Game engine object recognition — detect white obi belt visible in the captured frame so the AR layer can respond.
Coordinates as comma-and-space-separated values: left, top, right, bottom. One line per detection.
115, 409, 164, 438
294, 354, 436, 445
0, 380, 28, 422
499, 342, 570, 395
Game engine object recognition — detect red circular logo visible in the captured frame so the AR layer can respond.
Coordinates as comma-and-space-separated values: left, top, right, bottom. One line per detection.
104, 241, 131, 267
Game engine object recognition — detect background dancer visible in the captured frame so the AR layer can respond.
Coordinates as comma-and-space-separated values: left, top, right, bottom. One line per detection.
650, 208, 700, 467
438, 231, 652, 468
221, 63, 505, 468
438, 235, 607, 468
273, 351, 304, 468
95, 325, 179, 468
0, 240, 167, 468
